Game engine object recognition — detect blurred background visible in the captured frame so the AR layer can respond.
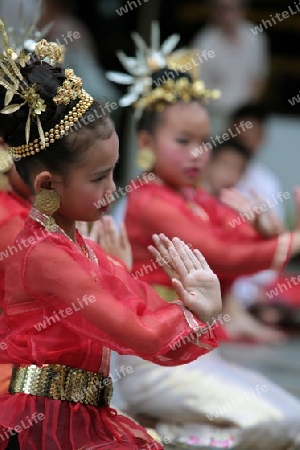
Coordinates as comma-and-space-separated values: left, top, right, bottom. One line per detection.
41, 0, 300, 224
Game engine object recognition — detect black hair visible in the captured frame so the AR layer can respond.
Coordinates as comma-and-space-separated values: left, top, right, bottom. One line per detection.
0, 61, 114, 187
211, 138, 252, 161
230, 102, 268, 125
137, 68, 199, 134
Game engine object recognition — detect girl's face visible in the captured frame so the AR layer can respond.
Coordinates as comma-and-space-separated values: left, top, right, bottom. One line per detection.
44, 131, 119, 223
142, 102, 211, 189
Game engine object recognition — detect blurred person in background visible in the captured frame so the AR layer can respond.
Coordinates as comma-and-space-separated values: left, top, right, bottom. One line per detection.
231, 102, 284, 220
202, 138, 252, 197
225, 103, 297, 327
190, 0, 269, 134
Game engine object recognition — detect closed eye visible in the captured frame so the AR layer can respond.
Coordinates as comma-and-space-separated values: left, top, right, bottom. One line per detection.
176, 138, 190, 145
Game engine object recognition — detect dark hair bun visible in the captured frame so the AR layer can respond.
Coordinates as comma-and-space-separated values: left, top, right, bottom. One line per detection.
0, 62, 77, 147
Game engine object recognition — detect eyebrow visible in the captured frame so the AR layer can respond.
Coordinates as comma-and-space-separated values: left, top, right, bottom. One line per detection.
91, 158, 120, 177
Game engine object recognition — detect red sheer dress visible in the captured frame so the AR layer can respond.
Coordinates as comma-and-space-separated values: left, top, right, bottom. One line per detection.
0, 213, 217, 450
0, 191, 30, 396
125, 180, 292, 333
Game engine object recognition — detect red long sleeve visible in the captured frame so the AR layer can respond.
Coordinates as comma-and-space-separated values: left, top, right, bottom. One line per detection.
126, 182, 292, 287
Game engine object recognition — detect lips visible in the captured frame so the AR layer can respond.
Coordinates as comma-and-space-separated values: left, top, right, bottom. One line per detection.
184, 167, 201, 178
100, 204, 110, 212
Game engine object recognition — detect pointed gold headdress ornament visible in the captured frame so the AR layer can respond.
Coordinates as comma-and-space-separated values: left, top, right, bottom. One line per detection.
107, 22, 220, 118
0, 14, 93, 160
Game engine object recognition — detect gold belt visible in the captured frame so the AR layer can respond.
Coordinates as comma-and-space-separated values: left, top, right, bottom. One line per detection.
9, 364, 113, 407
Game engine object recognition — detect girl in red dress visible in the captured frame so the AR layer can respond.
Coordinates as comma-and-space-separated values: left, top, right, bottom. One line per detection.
0, 145, 31, 396
0, 22, 221, 450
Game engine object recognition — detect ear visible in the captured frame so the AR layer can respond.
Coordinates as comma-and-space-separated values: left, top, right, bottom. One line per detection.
33, 171, 54, 194
137, 130, 154, 150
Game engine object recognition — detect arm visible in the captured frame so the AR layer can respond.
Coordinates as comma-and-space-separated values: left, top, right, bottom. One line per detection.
136, 194, 296, 277
21, 238, 218, 366
220, 188, 284, 237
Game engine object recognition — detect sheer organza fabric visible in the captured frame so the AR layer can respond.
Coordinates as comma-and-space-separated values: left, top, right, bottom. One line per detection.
125, 181, 292, 294
0, 217, 217, 450
0, 191, 30, 304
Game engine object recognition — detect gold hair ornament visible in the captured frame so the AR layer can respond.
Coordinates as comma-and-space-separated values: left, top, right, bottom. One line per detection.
53, 68, 83, 105
0, 17, 94, 160
107, 21, 220, 118
10, 90, 93, 160
0, 19, 64, 148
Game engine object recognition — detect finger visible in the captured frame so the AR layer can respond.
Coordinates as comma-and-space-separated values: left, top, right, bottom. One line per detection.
102, 216, 118, 245
171, 278, 189, 303
168, 244, 189, 278
193, 248, 212, 272
177, 239, 201, 270
89, 221, 101, 242
152, 234, 174, 266
96, 221, 105, 246
171, 237, 194, 273
119, 222, 129, 249
147, 245, 175, 279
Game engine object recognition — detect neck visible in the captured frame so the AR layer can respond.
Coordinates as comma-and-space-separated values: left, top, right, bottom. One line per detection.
52, 213, 76, 242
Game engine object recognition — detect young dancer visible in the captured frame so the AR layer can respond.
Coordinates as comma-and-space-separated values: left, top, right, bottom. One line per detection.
106, 23, 300, 444
0, 21, 221, 450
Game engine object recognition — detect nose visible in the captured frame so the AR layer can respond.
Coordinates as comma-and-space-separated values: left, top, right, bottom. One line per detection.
107, 179, 116, 197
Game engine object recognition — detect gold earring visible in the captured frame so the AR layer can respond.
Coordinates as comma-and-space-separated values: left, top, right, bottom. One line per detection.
34, 189, 60, 216
136, 148, 156, 171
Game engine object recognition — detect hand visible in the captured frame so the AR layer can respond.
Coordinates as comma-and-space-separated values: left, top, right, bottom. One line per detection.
148, 234, 222, 324
97, 216, 133, 271
221, 188, 284, 236
220, 188, 256, 222
76, 217, 133, 270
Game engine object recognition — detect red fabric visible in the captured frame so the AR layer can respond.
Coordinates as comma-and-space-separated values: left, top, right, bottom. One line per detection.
0, 191, 30, 305
0, 192, 30, 397
125, 181, 291, 295
0, 216, 217, 450
264, 273, 300, 307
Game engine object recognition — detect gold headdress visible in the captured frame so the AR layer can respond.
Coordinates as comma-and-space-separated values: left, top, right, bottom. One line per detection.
0, 16, 93, 160
107, 21, 220, 117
